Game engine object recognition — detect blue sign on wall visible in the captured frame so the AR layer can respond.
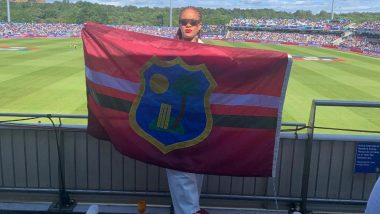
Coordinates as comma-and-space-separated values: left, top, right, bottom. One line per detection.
355, 143, 380, 173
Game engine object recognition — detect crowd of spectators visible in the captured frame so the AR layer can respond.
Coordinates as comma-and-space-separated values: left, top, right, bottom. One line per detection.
228, 31, 340, 46
114, 25, 176, 38
0, 22, 218, 40
0, 23, 226, 39
202, 25, 226, 35
199, 25, 226, 39
356, 22, 380, 32
230, 18, 350, 30
340, 35, 380, 51
0, 23, 178, 38
227, 18, 379, 51
116, 24, 226, 39
0, 22, 82, 37
0, 21, 379, 52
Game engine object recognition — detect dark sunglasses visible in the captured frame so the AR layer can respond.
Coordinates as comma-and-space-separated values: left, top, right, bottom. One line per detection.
179, 19, 200, 26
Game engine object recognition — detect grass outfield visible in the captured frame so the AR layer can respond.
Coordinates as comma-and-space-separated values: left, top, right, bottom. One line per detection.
0, 38, 379, 134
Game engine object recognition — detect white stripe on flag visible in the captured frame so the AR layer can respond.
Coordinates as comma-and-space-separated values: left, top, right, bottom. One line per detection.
85, 66, 279, 109
85, 66, 139, 94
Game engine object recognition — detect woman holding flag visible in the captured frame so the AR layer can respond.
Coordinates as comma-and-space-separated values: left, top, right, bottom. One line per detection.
166, 6, 208, 214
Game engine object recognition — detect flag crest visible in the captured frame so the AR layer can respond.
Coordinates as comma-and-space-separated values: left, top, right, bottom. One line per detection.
129, 57, 217, 153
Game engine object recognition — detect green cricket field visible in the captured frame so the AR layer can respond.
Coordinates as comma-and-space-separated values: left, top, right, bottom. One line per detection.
0, 38, 379, 134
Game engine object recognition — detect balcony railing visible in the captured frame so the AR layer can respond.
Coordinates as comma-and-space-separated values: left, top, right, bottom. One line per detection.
0, 100, 379, 213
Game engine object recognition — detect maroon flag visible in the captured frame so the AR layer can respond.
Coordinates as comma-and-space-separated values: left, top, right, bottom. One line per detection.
82, 22, 292, 177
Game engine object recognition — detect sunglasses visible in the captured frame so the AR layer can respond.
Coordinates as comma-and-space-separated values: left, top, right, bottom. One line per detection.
179, 19, 200, 26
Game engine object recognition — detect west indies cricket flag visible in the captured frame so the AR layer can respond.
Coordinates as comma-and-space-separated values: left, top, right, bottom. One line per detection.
82, 22, 292, 177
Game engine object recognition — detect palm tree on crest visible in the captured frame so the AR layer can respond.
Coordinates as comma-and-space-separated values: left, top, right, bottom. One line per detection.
171, 74, 201, 129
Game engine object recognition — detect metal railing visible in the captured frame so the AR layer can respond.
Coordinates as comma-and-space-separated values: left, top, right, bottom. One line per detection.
300, 100, 380, 213
0, 113, 88, 211
1, 100, 380, 213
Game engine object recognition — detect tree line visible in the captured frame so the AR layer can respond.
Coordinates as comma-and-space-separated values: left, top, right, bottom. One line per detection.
0, 0, 379, 25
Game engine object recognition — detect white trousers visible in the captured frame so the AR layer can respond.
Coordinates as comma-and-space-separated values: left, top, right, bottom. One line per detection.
366, 176, 380, 214
166, 169, 204, 214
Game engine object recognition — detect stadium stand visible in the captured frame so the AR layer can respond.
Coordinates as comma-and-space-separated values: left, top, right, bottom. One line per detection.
227, 18, 380, 54
115, 24, 226, 39
114, 25, 176, 38
356, 21, 380, 32
0, 23, 81, 37
0, 23, 227, 40
229, 18, 351, 31
0, 19, 379, 53
340, 34, 380, 51
227, 31, 340, 46
201, 25, 227, 39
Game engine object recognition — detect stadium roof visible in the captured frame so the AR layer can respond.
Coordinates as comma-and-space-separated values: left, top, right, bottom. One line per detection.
45, 0, 380, 13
